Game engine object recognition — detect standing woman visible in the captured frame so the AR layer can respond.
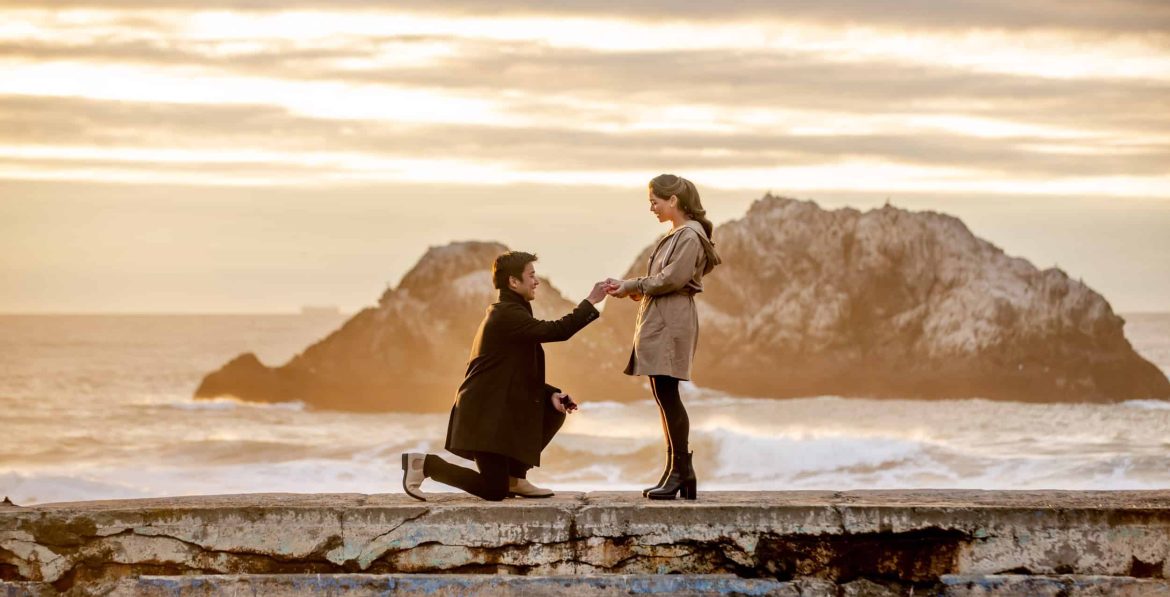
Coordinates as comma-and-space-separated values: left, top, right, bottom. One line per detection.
608, 174, 721, 500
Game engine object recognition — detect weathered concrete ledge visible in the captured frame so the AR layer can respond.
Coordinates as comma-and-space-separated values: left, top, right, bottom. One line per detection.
49, 573, 1170, 597
2, 491, 1168, 595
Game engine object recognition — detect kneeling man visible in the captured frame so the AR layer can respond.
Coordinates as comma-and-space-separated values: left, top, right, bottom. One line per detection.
401, 251, 609, 501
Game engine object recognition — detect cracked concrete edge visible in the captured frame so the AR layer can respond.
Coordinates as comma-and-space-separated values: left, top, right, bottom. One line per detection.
9, 574, 1170, 597
2, 575, 843, 597
3, 491, 1170, 586
13, 490, 1170, 510
940, 575, 1170, 597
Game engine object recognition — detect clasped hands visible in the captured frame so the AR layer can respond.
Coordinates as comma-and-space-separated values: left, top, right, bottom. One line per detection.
604, 278, 642, 301
585, 279, 643, 303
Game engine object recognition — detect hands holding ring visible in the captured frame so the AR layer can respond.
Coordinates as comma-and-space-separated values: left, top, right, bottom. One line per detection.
587, 278, 642, 303
604, 278, 642, 301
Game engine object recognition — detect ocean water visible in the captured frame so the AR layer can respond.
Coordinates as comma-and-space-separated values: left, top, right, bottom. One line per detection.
1, 313, 1168, 505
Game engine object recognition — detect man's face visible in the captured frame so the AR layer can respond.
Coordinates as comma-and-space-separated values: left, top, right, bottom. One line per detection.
509, 262, 540, 301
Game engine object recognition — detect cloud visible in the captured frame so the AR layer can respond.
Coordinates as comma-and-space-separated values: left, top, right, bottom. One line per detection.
1, 5, 1166, 188
3, 1, 1169, 37
2, 2, 1168, 313
3, 95, 1169, 180
3, 34, 1168, 136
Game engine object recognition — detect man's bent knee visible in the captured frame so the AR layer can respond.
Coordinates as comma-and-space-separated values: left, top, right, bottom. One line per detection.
482, 489, 508, 501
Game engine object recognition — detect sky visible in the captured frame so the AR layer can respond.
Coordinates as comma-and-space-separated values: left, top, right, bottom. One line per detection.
1, 1, 1169, 313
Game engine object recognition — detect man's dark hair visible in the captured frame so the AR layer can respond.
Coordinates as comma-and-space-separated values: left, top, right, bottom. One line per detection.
492, 251, 538, 290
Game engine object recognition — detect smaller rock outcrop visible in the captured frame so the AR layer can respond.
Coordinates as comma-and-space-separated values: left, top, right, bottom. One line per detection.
196, 241, 639, 412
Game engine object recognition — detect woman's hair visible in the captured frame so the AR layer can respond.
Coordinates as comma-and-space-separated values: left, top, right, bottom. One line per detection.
649, 174, 714, 241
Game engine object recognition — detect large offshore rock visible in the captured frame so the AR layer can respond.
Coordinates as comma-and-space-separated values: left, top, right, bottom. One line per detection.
195, 196, 1168, 411
601, 195, 1169, 402
2, 491, 1168, 595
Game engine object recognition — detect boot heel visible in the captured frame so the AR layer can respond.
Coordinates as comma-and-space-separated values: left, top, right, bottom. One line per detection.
681, 480, 697, 500
401, 453, 409, 470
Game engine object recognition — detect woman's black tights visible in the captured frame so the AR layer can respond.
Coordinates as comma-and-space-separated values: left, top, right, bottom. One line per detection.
650, 375, 689, 455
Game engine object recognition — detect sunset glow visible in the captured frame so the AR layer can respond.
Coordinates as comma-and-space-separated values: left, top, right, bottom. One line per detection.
4, 2, 1170, 530
1, 1, 1168, 312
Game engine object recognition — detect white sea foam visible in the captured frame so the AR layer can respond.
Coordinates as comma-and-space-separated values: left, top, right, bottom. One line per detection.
166, 397, 307, 411
1122, 399, 1170, 411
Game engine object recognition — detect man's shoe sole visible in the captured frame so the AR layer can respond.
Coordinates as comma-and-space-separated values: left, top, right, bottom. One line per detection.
401, 453, 427, 502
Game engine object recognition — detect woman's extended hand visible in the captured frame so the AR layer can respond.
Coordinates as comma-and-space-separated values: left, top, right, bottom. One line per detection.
608, 279, 644, 300
605, 278, 629, 298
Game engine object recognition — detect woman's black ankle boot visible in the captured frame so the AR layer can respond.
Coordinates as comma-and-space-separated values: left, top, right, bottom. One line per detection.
642, 448, 673, 497
647, 451, 696, 500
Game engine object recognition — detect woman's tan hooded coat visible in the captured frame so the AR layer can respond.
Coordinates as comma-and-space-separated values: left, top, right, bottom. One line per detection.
620, 219, 721, 380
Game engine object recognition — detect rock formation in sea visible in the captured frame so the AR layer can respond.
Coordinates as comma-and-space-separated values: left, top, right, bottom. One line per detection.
596, 195, 1169, 403
195, 241, 641, 412
196, 195, 1168, 411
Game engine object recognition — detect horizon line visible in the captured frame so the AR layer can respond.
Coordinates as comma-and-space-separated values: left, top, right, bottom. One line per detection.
2, 309, 1169, 317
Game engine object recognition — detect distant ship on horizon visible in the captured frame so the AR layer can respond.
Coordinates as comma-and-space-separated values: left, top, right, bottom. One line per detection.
299, 305, 343, 317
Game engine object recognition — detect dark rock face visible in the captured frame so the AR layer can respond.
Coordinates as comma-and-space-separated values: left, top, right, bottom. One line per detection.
196, 241, 641, 412
598, 195, 1169, 403
196, 196, 1168, 411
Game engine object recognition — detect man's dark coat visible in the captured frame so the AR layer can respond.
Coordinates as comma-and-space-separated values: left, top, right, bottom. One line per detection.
444, 288, 599, 467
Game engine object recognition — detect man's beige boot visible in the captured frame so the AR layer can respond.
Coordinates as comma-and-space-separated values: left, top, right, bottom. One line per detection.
508, 476, 554, 498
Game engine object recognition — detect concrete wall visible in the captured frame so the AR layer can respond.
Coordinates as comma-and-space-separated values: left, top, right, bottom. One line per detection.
2, 491, 1168, 595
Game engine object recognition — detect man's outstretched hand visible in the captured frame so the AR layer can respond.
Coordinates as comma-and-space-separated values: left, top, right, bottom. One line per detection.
587, 281, 612, 304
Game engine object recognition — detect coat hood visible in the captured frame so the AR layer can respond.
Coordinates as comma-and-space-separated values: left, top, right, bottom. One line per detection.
682, 219, 722, 275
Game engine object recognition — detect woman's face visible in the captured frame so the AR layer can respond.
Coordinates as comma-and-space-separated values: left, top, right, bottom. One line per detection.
648, 189, 678, 223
